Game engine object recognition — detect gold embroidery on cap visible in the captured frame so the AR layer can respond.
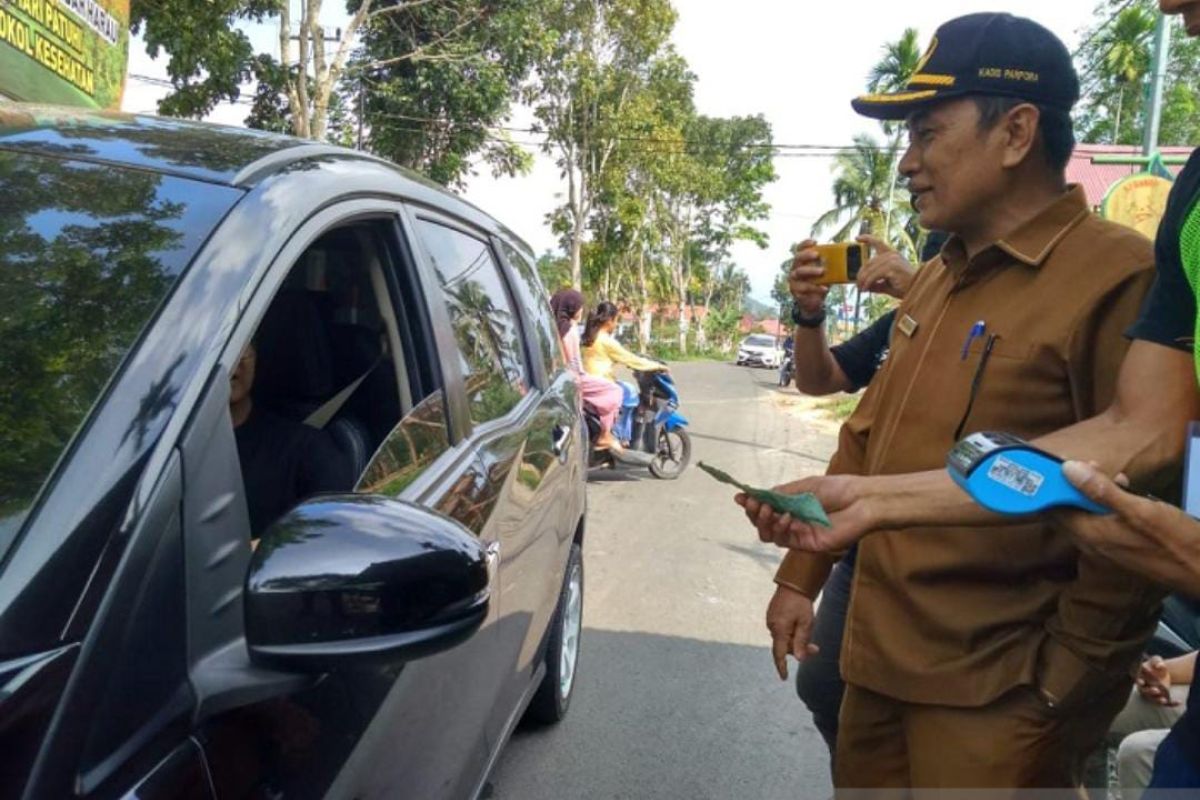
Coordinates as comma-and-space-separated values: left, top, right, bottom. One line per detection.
979, 67, 1040, 82
910, 73, 956, 87
914, 36, 939, 75
857, 89, 939, 104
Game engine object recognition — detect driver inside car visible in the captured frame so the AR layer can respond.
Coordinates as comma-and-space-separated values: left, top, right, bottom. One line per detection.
229, 340, 352, 540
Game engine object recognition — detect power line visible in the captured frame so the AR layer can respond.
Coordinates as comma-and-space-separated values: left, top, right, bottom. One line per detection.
129, 74, 891, 158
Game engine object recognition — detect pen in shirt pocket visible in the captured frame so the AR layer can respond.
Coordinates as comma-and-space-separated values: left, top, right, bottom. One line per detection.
961, 320, 986, 360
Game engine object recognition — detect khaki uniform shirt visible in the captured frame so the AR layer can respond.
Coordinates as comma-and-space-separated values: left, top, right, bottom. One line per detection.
777, 186, 1163, 709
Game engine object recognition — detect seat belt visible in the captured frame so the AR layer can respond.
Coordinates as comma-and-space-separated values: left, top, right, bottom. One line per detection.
304, 355, 382, 429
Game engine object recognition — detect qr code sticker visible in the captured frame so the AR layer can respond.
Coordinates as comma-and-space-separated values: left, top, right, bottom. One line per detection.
987, 456, 1045, 497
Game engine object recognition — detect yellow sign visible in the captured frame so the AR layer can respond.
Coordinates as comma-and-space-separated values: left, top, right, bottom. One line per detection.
0, 0, 128, 110
1101, 173, 1174, 239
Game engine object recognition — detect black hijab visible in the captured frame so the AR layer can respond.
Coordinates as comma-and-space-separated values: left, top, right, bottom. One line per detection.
550, 289, 585, 338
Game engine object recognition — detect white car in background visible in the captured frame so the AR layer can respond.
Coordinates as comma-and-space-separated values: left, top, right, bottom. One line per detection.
736, 334, 783, 368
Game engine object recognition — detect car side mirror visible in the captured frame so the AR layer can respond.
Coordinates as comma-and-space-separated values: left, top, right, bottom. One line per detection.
245, 495, 490, 672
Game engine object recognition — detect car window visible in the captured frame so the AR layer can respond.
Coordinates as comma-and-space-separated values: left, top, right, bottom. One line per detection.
500, 241, 564, 378
0, 152, 238, 543
747, 336, 775, 347
415, 219, 529, 425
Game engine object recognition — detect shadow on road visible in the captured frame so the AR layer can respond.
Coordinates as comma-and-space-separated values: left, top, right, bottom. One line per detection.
486, 629, 830, 799
688, 430, 830, 465
586, 469, 646, 483
719, 542, 785, 573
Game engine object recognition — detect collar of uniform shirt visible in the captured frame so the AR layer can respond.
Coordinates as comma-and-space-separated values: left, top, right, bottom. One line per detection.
939, 185, 1092, 277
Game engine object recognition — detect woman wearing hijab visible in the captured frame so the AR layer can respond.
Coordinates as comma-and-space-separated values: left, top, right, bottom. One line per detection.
550, 289, 625, 452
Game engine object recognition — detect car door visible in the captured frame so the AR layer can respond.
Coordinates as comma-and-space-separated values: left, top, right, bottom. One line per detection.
493, 238, 584, 696
404, 212, 572, 748
183, 206, 521, 800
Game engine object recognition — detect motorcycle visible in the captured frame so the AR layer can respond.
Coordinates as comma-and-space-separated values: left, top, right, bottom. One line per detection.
585, 368, 692, 480
778, 353, 794, 388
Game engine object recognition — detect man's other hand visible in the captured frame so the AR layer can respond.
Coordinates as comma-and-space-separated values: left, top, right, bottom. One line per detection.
856, 235, 917, 299
766, 585, 818, 680
1136, 656, 1180, 707
1054, 460, 1200, 593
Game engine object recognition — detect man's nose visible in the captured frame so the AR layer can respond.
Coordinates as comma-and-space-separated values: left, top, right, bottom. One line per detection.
898, 143, 919, 179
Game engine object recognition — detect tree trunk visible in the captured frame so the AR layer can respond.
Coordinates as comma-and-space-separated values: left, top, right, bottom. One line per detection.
636, 249, 652, 350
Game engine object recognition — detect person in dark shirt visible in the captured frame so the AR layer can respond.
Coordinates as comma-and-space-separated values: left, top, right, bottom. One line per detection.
230, 342, 349, 539
1057, 135, 1200, 791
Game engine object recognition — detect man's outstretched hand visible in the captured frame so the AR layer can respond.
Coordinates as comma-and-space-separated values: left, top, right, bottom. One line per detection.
736, 474, 872, 553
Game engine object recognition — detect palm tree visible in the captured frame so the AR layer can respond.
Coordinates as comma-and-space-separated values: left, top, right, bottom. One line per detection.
811, 134, 911, 249
867, 29, 923, 240
868, 27, 923, 95
1095, 6, 1155, 143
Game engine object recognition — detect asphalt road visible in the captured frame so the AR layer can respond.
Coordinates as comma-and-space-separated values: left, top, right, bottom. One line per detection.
485, 361, 841, 800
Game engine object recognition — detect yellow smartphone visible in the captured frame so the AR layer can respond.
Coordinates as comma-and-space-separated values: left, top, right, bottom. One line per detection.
814, 243, 867, 285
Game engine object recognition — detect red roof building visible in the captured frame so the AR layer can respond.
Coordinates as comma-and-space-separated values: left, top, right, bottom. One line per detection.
1067, 144, 1192, 207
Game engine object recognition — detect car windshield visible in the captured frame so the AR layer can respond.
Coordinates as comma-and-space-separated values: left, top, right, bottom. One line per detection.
746, 336, 775, 347
0, 151, 238, 544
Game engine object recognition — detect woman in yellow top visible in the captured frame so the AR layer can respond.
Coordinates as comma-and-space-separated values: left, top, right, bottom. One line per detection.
581, 301, 669, 382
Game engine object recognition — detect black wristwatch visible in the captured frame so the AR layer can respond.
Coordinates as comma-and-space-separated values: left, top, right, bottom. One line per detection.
791, 303, 826, 329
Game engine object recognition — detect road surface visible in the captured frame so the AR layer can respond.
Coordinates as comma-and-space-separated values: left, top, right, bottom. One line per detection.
486, 360, 842, 800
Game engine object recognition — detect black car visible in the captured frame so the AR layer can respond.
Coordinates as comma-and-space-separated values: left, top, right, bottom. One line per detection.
0, 105, 587, 799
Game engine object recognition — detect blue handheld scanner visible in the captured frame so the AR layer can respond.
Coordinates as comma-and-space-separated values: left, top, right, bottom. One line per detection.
946, 432, 1109, 516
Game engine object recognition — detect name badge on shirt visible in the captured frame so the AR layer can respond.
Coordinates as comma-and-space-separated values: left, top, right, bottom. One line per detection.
898, 314, 919, 338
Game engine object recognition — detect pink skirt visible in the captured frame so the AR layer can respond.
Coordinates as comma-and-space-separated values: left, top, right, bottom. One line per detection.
579, 374, 623, 433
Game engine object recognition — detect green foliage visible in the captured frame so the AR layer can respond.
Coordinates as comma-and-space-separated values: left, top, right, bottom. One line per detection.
536, 251, 572, 294
130, 0, 275, 119
1076, 0, 1200, 146
812, 133, 915, 259
351, 0, 545, 187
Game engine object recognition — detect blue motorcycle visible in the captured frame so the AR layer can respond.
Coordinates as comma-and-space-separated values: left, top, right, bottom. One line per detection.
585, 368, 691, 479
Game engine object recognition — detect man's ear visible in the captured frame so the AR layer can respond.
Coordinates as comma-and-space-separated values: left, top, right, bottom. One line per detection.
1000, 104, 1040, 169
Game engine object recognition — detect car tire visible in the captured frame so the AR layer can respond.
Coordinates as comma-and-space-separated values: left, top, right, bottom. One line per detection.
524, 543, 584, 726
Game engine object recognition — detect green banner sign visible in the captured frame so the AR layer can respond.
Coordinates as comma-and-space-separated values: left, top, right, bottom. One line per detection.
0, 0, 128, 110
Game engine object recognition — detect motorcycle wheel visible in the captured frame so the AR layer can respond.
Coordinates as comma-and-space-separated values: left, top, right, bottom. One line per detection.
649, 428, 691, 480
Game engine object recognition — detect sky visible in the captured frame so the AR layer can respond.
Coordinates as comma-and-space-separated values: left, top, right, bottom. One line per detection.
122, 0, 1105, 302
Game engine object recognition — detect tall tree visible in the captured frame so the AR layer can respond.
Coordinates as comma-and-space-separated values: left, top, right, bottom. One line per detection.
1076, 0, 1200, 146
868, 27, 922, 95
351, 0, 546, 187
528, 0, 678, 289
867, 28, 922, 240
132, 0, 501, 141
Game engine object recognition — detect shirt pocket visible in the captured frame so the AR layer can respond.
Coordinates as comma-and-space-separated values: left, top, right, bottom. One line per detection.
913, 335, 1069, 442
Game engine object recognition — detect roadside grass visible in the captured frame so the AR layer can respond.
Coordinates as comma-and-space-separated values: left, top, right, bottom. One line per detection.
815, 394, 860, 422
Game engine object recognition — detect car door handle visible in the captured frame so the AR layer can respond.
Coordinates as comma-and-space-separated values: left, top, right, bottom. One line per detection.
486, 541, 501, 580
552, 424, 572, 460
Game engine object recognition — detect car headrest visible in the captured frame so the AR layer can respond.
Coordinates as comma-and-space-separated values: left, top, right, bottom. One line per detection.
253, 290, 335, 407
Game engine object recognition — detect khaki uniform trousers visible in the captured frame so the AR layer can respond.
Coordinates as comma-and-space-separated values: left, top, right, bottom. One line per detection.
833, 680, 1131, 796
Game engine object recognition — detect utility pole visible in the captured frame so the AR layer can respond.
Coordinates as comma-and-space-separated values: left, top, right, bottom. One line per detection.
1143, 12, 1171, 156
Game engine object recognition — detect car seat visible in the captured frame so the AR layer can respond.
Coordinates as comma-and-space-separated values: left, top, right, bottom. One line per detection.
253, 289, 373, 482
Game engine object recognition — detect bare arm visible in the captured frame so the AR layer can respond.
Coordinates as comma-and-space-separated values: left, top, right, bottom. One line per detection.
792, 326, 854, 395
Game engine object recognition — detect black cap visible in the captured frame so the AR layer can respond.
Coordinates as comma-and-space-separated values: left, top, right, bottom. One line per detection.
852, 13, 1080, 121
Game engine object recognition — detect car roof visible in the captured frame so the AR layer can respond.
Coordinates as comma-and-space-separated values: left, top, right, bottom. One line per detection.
0, 103, 535, 256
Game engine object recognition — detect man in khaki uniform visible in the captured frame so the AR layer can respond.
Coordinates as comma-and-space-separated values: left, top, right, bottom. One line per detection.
746, 14, 1163, 789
